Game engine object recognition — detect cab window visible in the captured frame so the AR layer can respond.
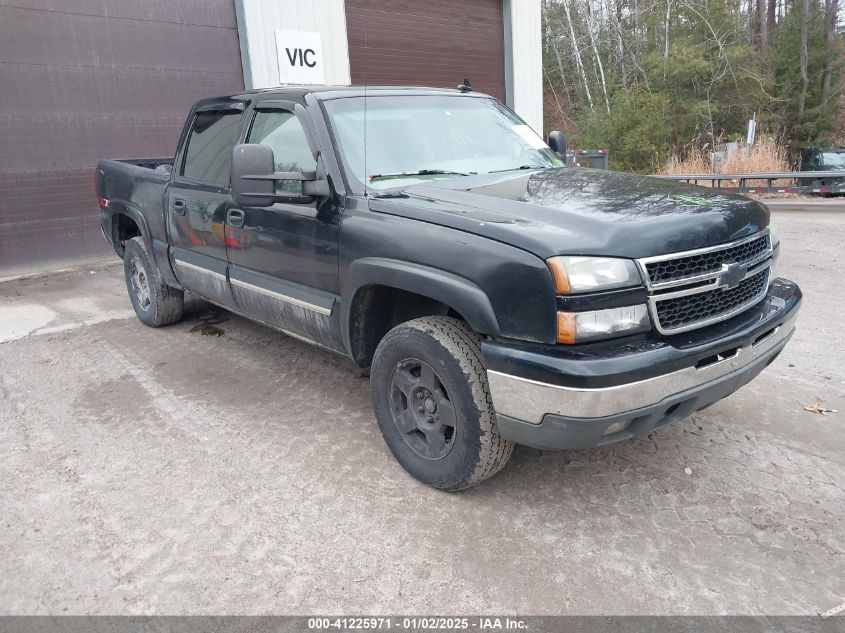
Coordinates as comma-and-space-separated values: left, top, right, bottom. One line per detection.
181, 110, 242, 186
247, 110, 316, 194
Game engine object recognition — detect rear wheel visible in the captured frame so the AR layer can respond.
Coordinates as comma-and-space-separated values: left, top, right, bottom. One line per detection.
123, 236, 184, 327
370, 316, 514, 491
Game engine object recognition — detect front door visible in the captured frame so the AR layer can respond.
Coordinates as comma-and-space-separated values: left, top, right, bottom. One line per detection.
167, 105, 243, 306
225, 104, 342, 351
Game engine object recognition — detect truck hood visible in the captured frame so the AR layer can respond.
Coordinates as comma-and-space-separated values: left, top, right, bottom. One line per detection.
368, 168, 770, 259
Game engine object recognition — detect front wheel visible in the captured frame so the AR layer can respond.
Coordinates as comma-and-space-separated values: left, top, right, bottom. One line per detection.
369, 316, 514, 491
123, 236, 184, 327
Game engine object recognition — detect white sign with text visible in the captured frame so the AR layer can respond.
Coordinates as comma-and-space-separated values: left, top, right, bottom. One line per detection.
275, 29, 325, 85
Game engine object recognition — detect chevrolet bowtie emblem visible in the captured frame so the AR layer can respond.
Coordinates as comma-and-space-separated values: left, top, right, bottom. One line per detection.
718, 262, 746, 289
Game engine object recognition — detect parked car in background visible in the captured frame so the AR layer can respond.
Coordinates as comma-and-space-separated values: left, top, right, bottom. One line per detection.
799, 147, 845, 188
96, 86, 801, 491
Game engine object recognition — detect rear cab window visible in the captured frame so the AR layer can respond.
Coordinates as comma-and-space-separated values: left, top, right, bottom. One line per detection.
181, 110, 242, 186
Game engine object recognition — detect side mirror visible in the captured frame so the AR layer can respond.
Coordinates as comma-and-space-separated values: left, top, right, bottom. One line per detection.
231, 143, 329, 207
232, 144, 275, 207
548, 131, 567, 161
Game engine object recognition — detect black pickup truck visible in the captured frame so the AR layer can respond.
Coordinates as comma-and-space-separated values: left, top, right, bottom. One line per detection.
97, 86, 801, 491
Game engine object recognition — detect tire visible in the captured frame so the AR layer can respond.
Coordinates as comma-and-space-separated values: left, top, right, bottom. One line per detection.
370, 316, 514, 491
123, 236, 184, 327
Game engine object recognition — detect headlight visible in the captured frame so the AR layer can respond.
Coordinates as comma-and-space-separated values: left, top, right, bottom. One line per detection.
557, 305, 650, 344
768, 222, 780, 283
547, 256, 641, 293
768, 222, 780, 247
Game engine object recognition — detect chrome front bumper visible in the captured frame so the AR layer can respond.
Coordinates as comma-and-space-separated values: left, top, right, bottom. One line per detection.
486, 311, 796, 449
489, 312, 795, 424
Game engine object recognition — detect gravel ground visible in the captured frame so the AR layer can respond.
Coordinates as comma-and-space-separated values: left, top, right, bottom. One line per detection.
0, 209, 843, 615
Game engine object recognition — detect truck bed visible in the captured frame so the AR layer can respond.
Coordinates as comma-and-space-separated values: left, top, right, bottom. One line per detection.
110, 157, 174, 172
96, 157, 175, 257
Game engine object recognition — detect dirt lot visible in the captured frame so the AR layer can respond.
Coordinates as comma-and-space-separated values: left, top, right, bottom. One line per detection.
0, 209, 843, 616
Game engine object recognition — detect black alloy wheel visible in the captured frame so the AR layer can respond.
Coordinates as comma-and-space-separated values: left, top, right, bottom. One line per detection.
388, 358, 458, 460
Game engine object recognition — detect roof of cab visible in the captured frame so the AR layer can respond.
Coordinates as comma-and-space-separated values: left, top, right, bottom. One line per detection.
193, 85, 491, 108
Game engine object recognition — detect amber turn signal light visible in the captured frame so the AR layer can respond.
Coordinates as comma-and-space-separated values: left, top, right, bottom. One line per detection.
556, 311, 577, 344
547, 257, 571, 294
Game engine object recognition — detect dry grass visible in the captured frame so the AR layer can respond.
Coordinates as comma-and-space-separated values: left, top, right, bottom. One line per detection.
663, 136, 793, 186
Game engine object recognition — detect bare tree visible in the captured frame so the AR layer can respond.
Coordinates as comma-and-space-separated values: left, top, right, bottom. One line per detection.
610, 0, 627, 88
586, 0, 611, 113
664, 0, 672, 80
561, 0, 595, 109
820, 0, 840, 111
543, 0, 575, 117
766, 0, 777, 45
543, 1, 573, 103
539, 0, 831, 156
797, 0, 810, 117
752, 0, 763, 46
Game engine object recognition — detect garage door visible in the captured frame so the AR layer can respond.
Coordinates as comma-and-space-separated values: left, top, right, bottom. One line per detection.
345, 0, 506, 101
0, 0, 244, 275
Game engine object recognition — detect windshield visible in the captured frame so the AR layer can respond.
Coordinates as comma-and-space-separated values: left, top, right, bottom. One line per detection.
821, 152, 845, 169
323, 95, 564, 191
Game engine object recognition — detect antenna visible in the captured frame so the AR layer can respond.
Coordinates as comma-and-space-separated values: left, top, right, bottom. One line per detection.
456, 78, 472, 93
363, 31, 368, 197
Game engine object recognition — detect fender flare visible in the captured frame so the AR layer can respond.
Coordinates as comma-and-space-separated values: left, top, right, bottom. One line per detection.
341, 257, 500, 356
107, 200, 180, 287
107, 200, 152, 248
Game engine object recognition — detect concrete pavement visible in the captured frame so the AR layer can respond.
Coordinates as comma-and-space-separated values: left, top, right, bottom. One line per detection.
0, 210, 842, 615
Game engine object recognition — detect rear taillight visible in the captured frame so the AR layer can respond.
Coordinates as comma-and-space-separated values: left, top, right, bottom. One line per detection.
94, 169, 108, 207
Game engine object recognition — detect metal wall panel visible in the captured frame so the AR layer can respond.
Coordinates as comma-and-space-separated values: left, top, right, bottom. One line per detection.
235, 0, 351, 89
345, 0, 506, 101
503, 0, 543, 132
0, 0, 244, 274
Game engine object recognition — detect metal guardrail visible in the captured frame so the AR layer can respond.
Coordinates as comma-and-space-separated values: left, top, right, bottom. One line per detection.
653, 170, 845, 194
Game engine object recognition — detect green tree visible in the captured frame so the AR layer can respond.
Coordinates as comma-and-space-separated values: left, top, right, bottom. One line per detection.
769, 0, 840, 148
542, 0, 842, 172
578, 92, 671, 172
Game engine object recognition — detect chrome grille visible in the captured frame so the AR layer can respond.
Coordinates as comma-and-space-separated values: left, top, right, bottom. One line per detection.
655, 268, 769, 331
645, 234, 770, 285
638, 230, 774, 335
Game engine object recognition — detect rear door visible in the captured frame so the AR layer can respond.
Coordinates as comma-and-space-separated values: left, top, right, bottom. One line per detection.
167, 103, 244, 306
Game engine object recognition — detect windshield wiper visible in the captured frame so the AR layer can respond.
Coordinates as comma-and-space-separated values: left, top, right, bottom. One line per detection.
487, 165, 548, 174
368, 169, 472, 182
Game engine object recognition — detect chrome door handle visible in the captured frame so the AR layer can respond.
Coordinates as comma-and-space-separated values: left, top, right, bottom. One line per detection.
227, 209, 245, 228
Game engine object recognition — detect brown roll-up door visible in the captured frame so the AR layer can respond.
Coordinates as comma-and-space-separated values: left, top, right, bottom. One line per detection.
0, 0, 244, 274
345, 0, 506, 101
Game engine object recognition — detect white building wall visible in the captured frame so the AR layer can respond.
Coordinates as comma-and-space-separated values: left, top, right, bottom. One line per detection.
234, 0, 351, 89
235, 0, 544, 133
503, 0, 544, 133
